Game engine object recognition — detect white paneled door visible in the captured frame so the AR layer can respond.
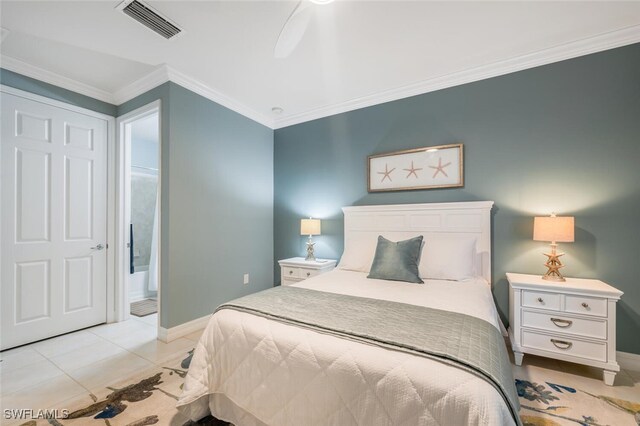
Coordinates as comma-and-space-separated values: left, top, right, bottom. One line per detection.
1, 92, 108, 350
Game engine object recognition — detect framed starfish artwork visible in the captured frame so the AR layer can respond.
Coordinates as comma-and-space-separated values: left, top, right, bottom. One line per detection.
367, 143, 464, 192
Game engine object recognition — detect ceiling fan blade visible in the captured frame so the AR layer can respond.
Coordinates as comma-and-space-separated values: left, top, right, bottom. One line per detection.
274, 0, 313, 59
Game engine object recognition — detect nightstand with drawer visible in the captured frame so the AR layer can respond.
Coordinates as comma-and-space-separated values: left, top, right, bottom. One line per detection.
507, 273, 623, 385
278, 257, 337, 286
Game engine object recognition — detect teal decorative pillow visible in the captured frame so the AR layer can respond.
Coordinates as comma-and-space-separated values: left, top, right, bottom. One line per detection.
367, 235, 424, 283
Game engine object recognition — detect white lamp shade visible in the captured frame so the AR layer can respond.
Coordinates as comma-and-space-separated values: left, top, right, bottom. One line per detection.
300, 218, 321, 236
533, 216, 575, 242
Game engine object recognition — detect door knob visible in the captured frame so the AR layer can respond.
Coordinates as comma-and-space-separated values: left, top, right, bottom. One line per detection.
91, 244, 105, 250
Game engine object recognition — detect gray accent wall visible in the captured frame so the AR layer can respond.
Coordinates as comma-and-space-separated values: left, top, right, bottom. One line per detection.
0, 68, 117, 115
274, 43, 640, 355
119, 83, 274, 328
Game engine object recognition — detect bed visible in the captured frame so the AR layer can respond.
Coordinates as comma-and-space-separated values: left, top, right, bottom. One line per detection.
177, 201, 520, 425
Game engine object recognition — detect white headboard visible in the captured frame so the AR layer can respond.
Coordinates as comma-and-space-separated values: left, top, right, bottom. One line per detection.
341, 201, 494, 283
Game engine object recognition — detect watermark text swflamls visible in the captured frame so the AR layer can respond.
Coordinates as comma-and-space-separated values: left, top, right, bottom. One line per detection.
3, 408, 69, 420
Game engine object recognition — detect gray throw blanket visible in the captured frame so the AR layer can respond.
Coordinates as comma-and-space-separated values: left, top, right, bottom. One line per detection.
217, 286, 521, 426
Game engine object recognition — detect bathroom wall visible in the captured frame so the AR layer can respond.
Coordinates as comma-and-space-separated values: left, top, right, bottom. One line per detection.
130, 114, 159, 274
130, 172, 157, 271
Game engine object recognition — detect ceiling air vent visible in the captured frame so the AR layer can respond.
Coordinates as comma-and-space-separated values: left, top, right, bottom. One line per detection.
118, 0, 182, 39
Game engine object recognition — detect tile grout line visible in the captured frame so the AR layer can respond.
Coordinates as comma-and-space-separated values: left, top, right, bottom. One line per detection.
84, 320, 160, 358
27, 335, 110, 396
1, 320, 201, 405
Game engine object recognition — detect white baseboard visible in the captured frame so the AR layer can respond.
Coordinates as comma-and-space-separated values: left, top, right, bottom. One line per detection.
158, 314, 211, 343
617, 351, 640, 372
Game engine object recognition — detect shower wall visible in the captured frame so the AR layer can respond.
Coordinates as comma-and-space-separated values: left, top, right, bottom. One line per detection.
131, 172, 157, 271
130, 115, 159, 301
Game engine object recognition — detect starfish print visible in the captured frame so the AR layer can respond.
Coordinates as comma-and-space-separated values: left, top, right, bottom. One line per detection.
377, 163, 395, 183
429, 157, 451, 178
403, 161, 422, 179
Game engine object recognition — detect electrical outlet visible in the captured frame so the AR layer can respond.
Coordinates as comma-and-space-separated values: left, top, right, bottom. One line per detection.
243, 273, 249, 285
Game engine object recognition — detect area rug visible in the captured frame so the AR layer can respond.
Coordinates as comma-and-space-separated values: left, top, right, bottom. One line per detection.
11, 350, 640, 426
130, 299, 157, 317
516, 377, 640, 426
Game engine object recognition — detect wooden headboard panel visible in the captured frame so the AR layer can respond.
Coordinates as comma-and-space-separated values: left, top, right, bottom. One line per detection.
341, 201, 494, 283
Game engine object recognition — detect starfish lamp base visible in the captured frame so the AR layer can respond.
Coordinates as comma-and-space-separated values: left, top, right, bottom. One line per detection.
541, 243, 566, 282
305, 237, 316, 261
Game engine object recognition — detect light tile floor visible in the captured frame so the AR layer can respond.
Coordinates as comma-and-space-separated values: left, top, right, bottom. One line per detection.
0, 314, 205, 425
1, 319, 638, 425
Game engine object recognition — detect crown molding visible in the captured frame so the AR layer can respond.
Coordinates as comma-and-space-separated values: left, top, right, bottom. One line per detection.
111, 64, 170, 106
272, 24, 640, 129
0, 56, 274, 127
0, 55, 115, 104
3, 23, 640, 130
112, 64, 273, 127
164, 67, 273, 128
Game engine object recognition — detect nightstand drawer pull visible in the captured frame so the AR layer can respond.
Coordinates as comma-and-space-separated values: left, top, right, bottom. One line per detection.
289, 270, 293, 274
550, 318, 573, 328
550, 339, 573, 350
306, 272, 311, 277
566, 295, 606, 317
523, 290, 561, 311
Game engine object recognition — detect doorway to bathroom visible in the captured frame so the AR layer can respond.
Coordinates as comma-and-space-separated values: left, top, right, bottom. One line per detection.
116, 101, 161, 332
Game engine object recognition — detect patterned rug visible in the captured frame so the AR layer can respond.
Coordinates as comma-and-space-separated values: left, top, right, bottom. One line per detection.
9, 349, 640, 426
516, 376, 640, 425
130, 299, 157, 317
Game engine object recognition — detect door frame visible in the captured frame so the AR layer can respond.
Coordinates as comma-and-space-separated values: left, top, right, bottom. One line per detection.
0, 84, 118, 324
115, 100, 162, 330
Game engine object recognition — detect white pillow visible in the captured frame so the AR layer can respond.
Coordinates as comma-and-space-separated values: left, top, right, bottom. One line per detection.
338, 237, 378, 272
418, 236, 476, 281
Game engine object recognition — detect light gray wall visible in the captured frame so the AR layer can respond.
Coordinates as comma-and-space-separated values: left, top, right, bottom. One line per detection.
274, 43, 640, 355
119, 83, 274, 328
0, 68, 117, 115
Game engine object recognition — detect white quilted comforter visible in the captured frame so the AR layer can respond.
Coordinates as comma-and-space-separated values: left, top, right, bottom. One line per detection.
177, 270, 516, 426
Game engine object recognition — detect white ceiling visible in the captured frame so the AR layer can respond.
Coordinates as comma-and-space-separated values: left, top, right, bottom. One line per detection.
2, 1, 640, 128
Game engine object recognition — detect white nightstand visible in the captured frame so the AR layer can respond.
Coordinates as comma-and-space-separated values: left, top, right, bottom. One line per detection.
278, 257, 337, 286
507, 273, 623, 385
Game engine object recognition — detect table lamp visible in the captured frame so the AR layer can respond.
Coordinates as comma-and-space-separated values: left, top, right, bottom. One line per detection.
533, 214, 575, 282
300, 218, 321, 261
